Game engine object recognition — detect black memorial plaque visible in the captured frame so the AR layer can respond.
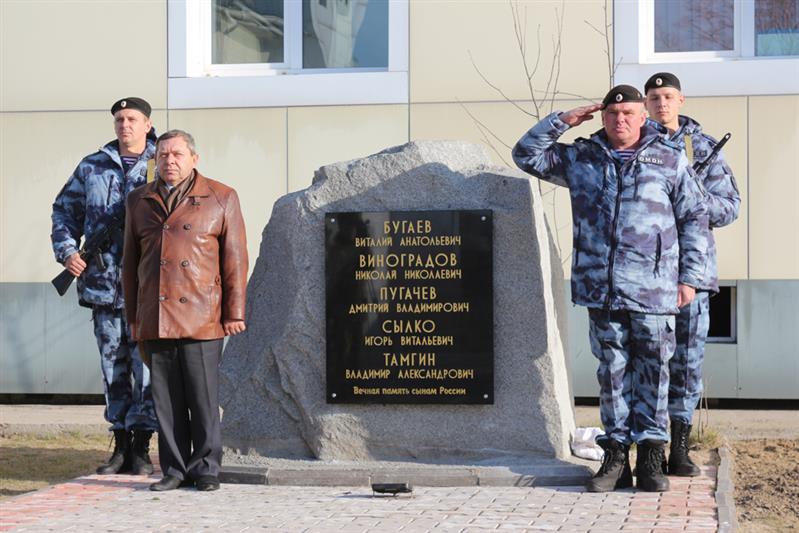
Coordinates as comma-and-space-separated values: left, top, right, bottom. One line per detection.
325, 210, 493, 404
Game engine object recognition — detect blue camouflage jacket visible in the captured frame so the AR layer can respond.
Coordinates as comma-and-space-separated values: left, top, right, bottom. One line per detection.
51, 129, 157, 309
667, 115, 740, 292
512, 112, 709, 315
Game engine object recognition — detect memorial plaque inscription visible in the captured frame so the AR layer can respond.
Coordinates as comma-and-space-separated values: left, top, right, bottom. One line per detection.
325, 210, 493, 404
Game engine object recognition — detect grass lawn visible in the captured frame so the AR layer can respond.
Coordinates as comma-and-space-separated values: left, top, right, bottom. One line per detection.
0, 432, 113, 500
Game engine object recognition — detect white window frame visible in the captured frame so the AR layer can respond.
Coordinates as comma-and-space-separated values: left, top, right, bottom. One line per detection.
614, 0, 799, 96
168, 0, 409, 109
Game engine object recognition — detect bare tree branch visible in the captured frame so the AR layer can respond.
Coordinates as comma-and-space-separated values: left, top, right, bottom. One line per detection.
584, 21, 605, 36
465, 0, 615, 254
584, 0, 615, 87
546, 2, 566, 115
603, 0, 614, 85
468, 51, 536, 117
511, 1, 542, 118
457, 100, 513, 166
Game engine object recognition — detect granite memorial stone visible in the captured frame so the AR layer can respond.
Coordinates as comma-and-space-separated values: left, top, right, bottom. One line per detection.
220, 140, 576, 462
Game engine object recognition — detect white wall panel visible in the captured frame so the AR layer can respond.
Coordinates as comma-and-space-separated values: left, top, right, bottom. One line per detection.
167, 108, 288, 275
0, 0, 167, 112
287, 105, 408, 192
749, 96, 799, 279
0, 110, 166, 283
410, 0, 610, 104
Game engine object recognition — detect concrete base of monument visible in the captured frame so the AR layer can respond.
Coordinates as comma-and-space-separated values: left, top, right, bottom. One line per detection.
218, 454, 595, 487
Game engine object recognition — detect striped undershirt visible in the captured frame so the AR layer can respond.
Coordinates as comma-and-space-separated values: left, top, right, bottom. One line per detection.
121, 155, 139, 173
611, 149, 636, 163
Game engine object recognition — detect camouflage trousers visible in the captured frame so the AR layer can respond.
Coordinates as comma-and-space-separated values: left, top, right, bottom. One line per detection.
91, 306, 157, 432
668, 291, 710, 425
588, 309, 675, 444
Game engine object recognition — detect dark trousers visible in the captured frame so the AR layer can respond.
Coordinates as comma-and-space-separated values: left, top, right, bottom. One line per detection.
146, 338, 224, 481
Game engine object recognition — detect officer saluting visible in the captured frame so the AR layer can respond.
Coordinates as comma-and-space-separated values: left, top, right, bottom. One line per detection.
644, 72, 740, 477
513, 85, 709, 493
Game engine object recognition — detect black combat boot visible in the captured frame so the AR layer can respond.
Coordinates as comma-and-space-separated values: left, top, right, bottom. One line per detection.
96, 429, 131, 475
586, 439, 633, 492
130, 430, 154, 476
667, 419, 701, 476
635, 440, 670, 492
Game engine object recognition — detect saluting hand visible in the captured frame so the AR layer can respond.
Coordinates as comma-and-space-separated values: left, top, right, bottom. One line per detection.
558, 103, 603, 127
223, 320, 246, 336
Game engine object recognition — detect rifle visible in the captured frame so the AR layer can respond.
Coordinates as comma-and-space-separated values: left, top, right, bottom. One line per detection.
692, 132, 731, 175
51, 215, 123, 296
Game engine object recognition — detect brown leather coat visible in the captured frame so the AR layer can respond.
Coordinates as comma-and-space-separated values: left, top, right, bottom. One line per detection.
122, 171, 248, 341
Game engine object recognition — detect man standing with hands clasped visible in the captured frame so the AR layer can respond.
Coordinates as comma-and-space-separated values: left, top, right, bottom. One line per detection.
513, 85, 708, 492
644, 72, 740, 477
123, 130, 248, 492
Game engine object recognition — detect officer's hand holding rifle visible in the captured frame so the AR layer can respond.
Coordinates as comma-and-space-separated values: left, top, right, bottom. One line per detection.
51, 215, 121, 296
65, 253, 87, 277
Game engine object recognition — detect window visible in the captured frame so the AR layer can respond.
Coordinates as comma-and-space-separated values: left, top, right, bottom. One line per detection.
212, 1, 285, 65
707, 286, 737, 343
302, 0, 389, 68
614, 0, 799, 96
754, 0, 799, 56
651, 0, 799, 58
654, 0, 735, 55
168, 0, 407, 109
208, 0, 388, 73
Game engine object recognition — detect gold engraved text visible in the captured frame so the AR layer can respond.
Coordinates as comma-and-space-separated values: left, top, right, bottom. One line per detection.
383, 220, 431, 235
359, 253, 458, 269
383, 352, 436, 367
348, 303, 389, 314
400, 335, 454, 346
382, 319, 436, 334
379, 286, 437, 301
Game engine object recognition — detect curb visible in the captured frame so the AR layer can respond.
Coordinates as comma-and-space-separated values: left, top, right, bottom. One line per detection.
0, 422, 108, 437
716, 445, 738, 533
219, 463, 593, 488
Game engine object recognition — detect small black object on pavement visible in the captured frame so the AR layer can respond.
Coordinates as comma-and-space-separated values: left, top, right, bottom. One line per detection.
371, 482, 413, 496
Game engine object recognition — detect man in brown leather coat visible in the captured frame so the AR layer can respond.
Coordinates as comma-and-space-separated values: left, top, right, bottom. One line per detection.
122, 129, 248, 492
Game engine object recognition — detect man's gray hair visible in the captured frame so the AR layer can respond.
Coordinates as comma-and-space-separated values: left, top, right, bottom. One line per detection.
156, 129, 197, 155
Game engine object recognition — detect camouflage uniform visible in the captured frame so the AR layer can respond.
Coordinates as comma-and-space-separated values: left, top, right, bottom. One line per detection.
92, 307, 155, 430
588, 310, 676, 443
667, 115, 740, 425
51, 131, 158, 432
513, 112, 708, 444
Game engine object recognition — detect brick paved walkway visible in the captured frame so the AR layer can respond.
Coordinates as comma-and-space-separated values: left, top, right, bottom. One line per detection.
0, 467, 719, 532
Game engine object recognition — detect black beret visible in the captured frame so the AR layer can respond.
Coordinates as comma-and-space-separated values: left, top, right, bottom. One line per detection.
110, 97, 152, 117
601, 85, 644, 108
644, 72, 681, 93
